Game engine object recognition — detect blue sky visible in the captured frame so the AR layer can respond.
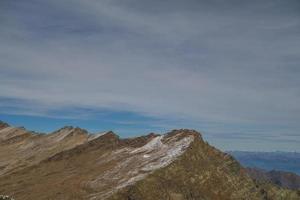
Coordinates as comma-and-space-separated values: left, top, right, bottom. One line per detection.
1, 0, 300, 151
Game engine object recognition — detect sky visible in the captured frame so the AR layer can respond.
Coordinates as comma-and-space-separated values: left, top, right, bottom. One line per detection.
1, 0, 300, 151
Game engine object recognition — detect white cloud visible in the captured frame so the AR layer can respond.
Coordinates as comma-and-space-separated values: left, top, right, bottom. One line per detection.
1, 0, 300, 150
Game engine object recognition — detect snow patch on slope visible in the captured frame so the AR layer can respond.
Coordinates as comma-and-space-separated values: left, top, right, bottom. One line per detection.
141, 136, 194, 171
117, 135, 194, 189
131, 135, 165, 153
86, 132, 195, 200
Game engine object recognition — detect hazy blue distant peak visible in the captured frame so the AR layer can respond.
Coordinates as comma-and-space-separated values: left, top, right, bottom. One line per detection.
229, 151, 300, 175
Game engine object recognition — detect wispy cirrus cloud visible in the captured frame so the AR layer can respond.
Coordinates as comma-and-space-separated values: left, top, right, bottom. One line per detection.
1, 0, 300, 151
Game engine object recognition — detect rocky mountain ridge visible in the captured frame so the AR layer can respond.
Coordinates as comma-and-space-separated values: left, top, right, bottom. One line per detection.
0, 122, 107, 176
0, 122, 299, 200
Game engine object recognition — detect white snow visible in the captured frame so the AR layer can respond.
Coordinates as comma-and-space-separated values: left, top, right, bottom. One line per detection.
131, 135, 165, 153
87, 132, 195, 199
141, 136, 194, 171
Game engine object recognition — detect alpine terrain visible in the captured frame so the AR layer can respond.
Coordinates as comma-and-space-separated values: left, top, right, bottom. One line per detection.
0, 121, 299, 200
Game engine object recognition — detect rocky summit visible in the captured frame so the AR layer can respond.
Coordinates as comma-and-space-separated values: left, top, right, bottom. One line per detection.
0, 122, 299, 200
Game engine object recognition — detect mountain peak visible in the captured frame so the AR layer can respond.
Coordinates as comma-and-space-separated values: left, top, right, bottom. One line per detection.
0, 120, 9, 129
162, 129, 203, 145
47, 126, 89, 142
91, 130, 119, 142
60, 125, 74, 130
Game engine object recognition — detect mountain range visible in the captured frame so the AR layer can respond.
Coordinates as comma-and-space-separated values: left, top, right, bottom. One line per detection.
229, 151, 300, 175
0, 121, 299, 200
245, 168, 300, 190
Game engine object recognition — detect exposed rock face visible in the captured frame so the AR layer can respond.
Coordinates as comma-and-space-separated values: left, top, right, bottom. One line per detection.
0, 123, 299, 200
246, 168, 300, 190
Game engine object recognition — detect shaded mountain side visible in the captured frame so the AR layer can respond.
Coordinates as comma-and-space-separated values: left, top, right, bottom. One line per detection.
246, 168, 300, 190
0, 123, 299, 200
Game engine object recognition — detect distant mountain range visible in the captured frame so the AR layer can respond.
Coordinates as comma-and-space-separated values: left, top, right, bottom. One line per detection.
228, 151, 300, 175
228, 151, 300, 191
0, 121, 299, 200
245, 168, 300, 190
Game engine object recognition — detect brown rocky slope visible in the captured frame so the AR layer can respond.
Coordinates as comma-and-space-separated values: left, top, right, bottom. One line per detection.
0, 122, 299, 200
